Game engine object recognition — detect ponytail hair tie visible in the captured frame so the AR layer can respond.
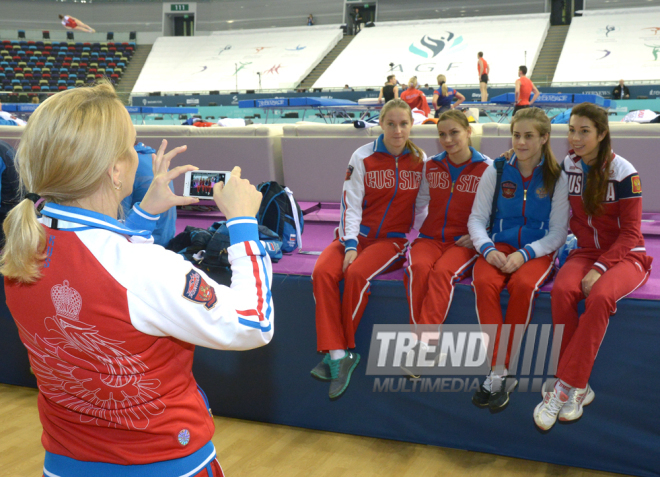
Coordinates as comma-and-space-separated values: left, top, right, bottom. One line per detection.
25, 193, 41, 203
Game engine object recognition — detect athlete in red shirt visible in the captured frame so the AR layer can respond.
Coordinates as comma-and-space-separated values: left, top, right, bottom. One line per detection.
311, 99, 426, 399
534, 103, 653, 431
59, 14, 95, 33
477, 52, 489, 102
514, 65, 539, 115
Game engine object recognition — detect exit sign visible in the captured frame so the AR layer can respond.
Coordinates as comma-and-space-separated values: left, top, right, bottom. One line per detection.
171, 4, 189, 11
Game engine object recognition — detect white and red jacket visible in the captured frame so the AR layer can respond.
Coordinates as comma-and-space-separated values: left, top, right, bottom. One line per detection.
339, 135, 426, 252
563, 151, 652, 274
400, 87, 431, 117
5, 203, 273, 471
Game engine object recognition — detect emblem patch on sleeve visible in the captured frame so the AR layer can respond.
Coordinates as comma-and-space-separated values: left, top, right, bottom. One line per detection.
183, 270, 217, 309
501, 180, 517, 199
345, 165, 354, 181
632, 175, 642, 194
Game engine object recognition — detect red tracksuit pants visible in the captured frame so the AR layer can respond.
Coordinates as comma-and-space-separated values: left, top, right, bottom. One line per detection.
313, 236, 408, 351
472, 243, 555, 369
404, 238, 478, 325
551, 249, 652, 389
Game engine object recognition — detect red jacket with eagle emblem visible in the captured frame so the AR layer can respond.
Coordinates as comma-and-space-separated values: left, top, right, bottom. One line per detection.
4, 203, 273, 466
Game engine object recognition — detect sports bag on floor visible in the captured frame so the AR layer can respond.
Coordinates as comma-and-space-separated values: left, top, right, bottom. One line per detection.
256, 181, 304, 253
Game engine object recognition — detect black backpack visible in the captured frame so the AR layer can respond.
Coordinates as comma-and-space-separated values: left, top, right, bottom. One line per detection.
256, 181, 304, 253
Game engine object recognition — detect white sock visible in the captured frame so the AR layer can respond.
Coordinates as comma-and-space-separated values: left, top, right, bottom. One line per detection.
556, 379, 572, 395
329, 349, 346, 360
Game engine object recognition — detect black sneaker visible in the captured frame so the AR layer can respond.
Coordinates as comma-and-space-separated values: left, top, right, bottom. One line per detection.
488, 375, 518, 411
328, 352, 361, 399
472, 377, 491, 408
310, 354, 332, 381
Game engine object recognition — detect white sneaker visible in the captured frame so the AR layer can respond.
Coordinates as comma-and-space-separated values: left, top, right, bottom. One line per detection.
541, 378, 557, 398
559, 384, 595, 421
534, 386, 569, 431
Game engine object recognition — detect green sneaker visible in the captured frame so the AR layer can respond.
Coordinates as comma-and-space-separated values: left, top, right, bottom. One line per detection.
328, 352, 361, 399
310, 353, 332, 381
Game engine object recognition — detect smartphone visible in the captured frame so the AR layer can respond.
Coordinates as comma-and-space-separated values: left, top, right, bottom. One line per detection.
183, 170, 230, 199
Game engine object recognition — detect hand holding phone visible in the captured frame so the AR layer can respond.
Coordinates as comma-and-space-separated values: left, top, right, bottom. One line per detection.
213, 166, 262, 219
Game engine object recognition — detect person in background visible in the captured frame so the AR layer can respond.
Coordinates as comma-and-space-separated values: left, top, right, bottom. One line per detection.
121, 142, 177, 247
378, 75, 399, 104
31, 96, 40, 104
478, 52, 490, 102
311, 99, 426, 400
353, 7, 363, 34
400, 76, 430, 117
0, 140, 20, 247
514, 65, 539, 115
612, 79, 630, 99
433, 74, 465, 117
307, 14, 315, 26
59, 14, 95, 33
534, 103, 652, 431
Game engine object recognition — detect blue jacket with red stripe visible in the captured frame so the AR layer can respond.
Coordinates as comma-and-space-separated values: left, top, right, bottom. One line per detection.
468, 154, 570, 262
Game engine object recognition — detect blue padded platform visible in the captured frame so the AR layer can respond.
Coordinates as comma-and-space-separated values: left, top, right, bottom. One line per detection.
1, 276, 659, 477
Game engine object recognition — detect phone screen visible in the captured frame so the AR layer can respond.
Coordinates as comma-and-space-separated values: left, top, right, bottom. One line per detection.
189, 172, 226, 198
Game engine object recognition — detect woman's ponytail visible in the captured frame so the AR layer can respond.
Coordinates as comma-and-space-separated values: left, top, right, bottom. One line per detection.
405, 139, 425, 165
0, 198, 47, 283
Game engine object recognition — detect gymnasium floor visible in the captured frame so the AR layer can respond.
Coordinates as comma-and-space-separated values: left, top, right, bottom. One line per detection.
0, 384, 633, 477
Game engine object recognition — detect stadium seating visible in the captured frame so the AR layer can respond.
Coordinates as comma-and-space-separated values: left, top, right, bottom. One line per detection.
313, 14, 550, 89
553, 7, 660, 85
0, 38, 135, 91
131, 25, 343, 93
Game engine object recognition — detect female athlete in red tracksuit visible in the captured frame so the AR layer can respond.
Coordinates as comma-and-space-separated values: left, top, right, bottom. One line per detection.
534, 103, 653, 430
405, 110, 491, 330
311, 99, 426, 399
400, 76, 431, 118
468, 107, 569, 411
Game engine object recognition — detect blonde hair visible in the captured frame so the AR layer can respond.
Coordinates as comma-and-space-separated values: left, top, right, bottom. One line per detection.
408, 76, 418, 89
1, 81, 134, 283
510, 107, 562, 196
436, 74, 448, 97
437, 109, 472, 147
379, 98, 424, 165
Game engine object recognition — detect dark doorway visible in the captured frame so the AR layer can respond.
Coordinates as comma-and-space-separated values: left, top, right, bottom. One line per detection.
174, 15, 195, 36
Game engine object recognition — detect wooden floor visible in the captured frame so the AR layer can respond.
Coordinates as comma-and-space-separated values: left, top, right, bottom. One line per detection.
0, 384, 632, 477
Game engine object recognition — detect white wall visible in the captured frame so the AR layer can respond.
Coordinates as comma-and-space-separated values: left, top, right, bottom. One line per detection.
132, 25, 342, 93
552, 7, 660, 85
313, 14, 550, 89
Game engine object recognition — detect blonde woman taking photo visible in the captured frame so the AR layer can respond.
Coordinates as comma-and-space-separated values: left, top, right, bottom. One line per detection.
2, 82, 274, 476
